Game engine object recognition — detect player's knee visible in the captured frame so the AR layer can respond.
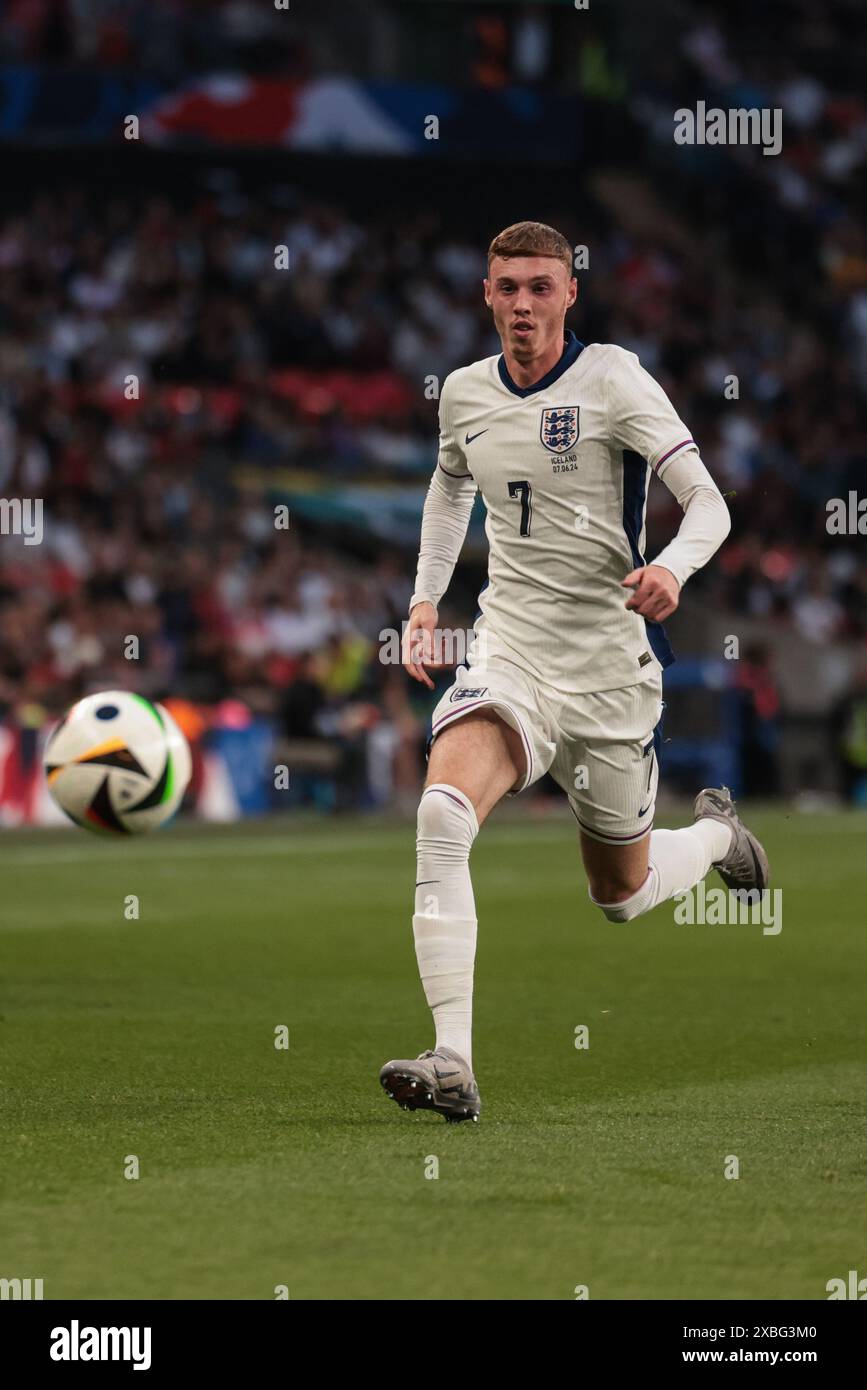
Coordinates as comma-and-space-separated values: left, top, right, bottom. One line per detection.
588, 869, 655, 922
417, 783, 479, 858
593, 893, 643, 923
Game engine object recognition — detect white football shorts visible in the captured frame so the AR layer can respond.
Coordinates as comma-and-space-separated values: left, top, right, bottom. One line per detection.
427, 643, 665, 845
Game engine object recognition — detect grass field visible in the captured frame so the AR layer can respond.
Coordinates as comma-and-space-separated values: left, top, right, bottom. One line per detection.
2, 806, 866, 1301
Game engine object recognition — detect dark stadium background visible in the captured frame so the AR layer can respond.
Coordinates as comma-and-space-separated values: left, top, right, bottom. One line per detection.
0, 0, 865, 821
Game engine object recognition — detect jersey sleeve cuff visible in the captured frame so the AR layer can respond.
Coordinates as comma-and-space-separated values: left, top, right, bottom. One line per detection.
652, 438, 696, 478
409, 594, 436, 613
647, 558, 685, 588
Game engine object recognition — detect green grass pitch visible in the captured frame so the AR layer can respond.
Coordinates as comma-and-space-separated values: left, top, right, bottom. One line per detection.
2, 806, 865, 1300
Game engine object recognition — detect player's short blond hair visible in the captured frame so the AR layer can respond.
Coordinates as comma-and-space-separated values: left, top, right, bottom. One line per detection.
487, 221, 573, 277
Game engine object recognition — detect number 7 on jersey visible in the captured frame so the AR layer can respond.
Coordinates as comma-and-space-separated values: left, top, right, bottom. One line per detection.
507, 479, 533, 536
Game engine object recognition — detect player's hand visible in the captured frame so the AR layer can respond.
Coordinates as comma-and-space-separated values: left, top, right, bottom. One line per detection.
403, 602, 439, 689
622, 564, 680, 621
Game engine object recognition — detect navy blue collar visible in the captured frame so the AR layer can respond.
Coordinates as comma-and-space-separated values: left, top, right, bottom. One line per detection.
497, 329, 584, 398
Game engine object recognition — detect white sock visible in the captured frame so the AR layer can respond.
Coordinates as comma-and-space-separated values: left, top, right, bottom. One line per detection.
412, 784, 478, 1068
590, 819, 733, 922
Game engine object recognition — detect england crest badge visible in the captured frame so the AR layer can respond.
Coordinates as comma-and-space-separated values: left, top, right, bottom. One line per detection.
540, 406, 580, 454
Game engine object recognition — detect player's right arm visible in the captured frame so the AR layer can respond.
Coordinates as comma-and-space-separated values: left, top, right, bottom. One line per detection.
405, 378, 477, 689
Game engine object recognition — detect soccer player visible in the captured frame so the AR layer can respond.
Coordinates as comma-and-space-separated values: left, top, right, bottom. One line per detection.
379, 222, 769, 1123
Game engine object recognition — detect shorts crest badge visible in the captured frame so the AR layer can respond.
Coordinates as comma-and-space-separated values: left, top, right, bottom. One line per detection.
540, 406, 580, 454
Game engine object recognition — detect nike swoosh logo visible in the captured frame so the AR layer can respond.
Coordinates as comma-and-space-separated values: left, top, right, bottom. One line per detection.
638, 802, 652, 818
434, 1068, 460, 1080
465, 429, 488, 445
416, 880, 440, 886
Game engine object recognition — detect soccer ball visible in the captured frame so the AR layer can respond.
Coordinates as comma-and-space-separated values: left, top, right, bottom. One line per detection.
44, 691, 192, 834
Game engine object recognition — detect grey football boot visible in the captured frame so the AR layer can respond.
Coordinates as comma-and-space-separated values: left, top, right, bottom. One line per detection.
694, 786, 770, 892
379, 1046, 480, 1124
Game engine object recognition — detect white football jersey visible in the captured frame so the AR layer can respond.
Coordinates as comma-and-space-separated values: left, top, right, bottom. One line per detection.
429, 332, 698, 695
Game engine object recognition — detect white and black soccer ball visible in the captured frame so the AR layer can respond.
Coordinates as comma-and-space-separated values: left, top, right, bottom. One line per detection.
44, 691, 192, 834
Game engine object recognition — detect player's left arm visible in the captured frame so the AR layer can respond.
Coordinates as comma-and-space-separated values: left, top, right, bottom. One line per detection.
623, 449, 731, 620
606, 347, 730, 621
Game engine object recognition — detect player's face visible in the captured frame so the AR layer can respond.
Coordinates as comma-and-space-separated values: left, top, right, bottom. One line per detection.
484, 256, 577, 363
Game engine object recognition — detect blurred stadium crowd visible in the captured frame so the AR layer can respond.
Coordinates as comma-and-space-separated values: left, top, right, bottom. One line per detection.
1, 0, 866, 812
